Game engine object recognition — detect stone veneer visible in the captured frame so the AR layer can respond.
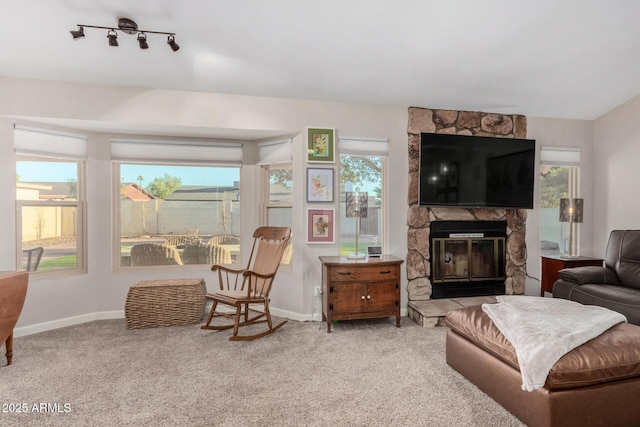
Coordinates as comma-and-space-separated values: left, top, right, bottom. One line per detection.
406, 107, 528, 307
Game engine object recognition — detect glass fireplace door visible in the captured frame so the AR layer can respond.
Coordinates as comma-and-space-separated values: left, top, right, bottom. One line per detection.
432, 237, 505, 283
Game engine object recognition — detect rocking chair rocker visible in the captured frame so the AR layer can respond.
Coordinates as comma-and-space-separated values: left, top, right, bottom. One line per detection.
201, 226, 291, 341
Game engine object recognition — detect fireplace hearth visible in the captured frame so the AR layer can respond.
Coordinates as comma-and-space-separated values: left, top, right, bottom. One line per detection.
430, 221, 506, 299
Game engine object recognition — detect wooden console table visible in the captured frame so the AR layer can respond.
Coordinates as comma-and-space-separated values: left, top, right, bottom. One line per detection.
319, 255, 403, 333
540, 255, 603, 296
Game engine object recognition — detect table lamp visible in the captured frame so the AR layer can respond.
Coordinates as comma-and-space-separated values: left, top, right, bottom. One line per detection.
346, 191, 368, 259
559, 198, 583, 257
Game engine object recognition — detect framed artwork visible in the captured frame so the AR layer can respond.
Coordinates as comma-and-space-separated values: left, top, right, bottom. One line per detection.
306, 168, 334, 202
307, 209, 334, 244
307, 128, 335, 163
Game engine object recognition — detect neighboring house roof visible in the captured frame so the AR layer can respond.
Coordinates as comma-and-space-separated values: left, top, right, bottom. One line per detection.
121, 183, 155, 201
17, 182, 52, 191
164, 185, 239, 201
19, 182, 73, 200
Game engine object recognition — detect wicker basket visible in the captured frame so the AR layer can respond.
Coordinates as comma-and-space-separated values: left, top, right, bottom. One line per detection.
125, 278, 206, 329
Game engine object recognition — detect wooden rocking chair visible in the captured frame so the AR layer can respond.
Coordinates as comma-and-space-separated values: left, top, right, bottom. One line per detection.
201, 226, 291, 341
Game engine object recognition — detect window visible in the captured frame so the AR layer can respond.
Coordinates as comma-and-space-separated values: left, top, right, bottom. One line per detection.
116, 163, 241, 267
262, 164, 293, 264
264, 164, 293, 225
540, 147, 581, 256
338, 137, 388, 256
15, 126, 86, 275
112, 139, 243, 268
258, 139, 293, 264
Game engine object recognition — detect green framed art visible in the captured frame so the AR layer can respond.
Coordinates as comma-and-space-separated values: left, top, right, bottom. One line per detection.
307, 128, 335, 163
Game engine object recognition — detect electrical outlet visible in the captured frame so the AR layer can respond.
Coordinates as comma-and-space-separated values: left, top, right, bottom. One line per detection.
314, 286, 321, 297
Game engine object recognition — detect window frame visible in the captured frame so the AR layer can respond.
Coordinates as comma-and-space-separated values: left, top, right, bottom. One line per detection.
261, 163, 293, 219
539, 146, 581, 256
112, 161, 243, 270
338, 153, 388, 256
15, 156, 87, 277
260, 163, 293, 266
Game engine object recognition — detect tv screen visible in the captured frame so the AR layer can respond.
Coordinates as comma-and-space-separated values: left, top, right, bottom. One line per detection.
419, 133, 535, 209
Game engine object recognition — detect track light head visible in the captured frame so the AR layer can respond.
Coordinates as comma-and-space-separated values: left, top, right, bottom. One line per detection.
167, 35, 180, 52
107, 30, 118, 47
137, 32, 149, 49
70, 26, 85, 40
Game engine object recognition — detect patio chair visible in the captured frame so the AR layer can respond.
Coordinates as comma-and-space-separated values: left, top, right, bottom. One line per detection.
182, 244, 232, 265
207, 234, 240, 246
163, 234, 203, 248
201, 226, 291, 341
130, 243, 183, 266
22, 247, 44, 272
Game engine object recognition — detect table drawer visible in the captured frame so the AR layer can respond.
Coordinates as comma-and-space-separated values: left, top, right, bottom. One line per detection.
330, 265, 398, 281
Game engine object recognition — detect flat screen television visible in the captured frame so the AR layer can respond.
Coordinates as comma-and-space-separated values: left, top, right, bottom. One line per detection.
419, 133, 536, 209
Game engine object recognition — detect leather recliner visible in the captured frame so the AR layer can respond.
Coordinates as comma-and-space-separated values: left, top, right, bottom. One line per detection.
553, 229, 640, 325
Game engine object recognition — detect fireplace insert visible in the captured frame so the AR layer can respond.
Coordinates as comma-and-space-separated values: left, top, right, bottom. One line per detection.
430, 221, 506, 298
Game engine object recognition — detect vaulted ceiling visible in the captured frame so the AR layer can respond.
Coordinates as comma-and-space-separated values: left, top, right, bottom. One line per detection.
3, 1, 640, 128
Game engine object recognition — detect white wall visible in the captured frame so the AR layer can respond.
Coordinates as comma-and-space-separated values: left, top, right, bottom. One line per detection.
592, 95, 640, 254
0, 76, 408, 333
522, 117, 594, 294
0, 121, 16, 269
3, 75, 632, 332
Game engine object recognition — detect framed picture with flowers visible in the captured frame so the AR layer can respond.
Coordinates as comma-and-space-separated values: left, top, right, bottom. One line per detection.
307, 209, 334, 244
307, 128, 335, 163
306, 168, 334, 202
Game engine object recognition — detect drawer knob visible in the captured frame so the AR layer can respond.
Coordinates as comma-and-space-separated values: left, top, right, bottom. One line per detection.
367, 295, 371, 299
361, 295, 365, 300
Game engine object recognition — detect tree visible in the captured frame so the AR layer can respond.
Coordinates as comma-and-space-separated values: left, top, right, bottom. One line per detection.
540, 166, 569, 208
67, 178, 77, 199
371, 186, 382, 206
269, 168, 292, 186
146, 174, 182, 199
340, 155, 382, 188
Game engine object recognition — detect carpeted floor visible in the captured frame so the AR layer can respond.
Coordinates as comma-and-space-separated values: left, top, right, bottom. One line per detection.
1, 316, 523, 426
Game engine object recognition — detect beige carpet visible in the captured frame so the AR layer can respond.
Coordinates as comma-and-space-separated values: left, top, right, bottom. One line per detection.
1, 316, 523, 426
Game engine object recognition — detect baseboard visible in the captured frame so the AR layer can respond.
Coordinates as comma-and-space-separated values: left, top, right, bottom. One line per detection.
14, 307, 408, 337
14, 310, 125, 338
271, 307, 408, 323
270, 307, 314, 322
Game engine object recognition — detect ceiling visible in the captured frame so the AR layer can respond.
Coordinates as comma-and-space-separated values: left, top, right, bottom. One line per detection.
2, 1, 640, 137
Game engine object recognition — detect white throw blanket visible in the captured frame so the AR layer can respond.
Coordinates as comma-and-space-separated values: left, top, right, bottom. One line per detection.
482, 296, 626, 392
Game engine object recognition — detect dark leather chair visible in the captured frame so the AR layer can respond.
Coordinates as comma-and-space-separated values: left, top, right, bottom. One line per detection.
553, 229, 640, 325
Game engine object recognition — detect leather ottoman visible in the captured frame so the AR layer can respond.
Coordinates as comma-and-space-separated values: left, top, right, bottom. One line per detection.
445, 304, 640, 427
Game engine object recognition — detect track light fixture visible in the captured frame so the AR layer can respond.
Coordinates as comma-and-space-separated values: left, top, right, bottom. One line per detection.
137, 33, 149, 49
107, 30, 118, 47
167, 35, 180, 52
70, 18, 179, 51
70, 26, 85, 39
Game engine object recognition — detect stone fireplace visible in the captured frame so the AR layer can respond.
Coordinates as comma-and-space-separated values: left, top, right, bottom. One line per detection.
406, 107, 528, 314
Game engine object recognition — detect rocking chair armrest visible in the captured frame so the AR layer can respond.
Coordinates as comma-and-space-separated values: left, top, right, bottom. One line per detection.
211, 264, 245, 275
242, 270, 277, 280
